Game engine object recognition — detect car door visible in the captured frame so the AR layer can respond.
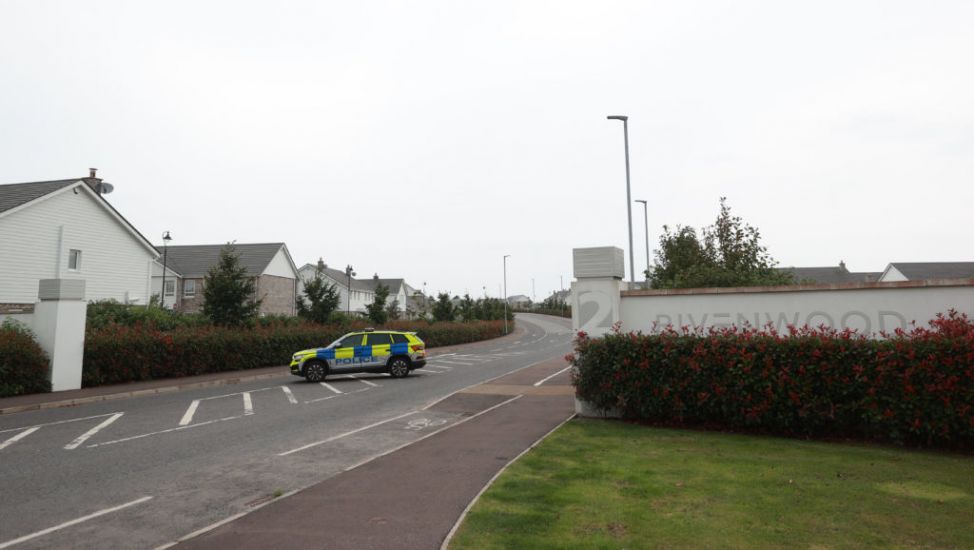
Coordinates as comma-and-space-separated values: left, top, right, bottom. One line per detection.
365, 333, 393, 369
332, 333, 365, 371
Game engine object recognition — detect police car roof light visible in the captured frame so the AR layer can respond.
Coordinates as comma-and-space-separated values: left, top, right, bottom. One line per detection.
363, 327, 375, 332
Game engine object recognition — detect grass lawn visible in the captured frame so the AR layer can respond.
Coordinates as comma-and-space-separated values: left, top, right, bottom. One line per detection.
449, 419, 974, 549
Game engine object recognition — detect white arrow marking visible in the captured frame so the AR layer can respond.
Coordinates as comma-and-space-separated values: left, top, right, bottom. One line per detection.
179, 400, 200, 426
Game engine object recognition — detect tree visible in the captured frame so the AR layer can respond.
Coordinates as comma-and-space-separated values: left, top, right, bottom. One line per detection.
458, 294, 476, 321
649, 198, 794, 289
385, 298, 401, 321
296, 272, 341, 324
366, 284, 390, 325
431, 292, 456, 322
202, 243, 261, 326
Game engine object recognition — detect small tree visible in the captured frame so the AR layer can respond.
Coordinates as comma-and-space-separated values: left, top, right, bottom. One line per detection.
650, 198, 794, 289
458, 294, 476, 321
386, 298, 401, 321
366, 284, 390, 325
296, 272, 341, 324
432, 292, 456, 322
202, 243, 261, 326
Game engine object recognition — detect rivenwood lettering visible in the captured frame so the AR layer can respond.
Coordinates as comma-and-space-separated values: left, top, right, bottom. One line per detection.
652, 310, 909, 333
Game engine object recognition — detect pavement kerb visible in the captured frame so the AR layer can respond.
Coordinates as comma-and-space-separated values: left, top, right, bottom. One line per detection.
439, 411, 578, 550
0, 323, 530, 416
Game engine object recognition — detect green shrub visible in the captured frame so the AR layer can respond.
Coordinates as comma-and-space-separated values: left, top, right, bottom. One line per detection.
0, 320, 51, 397
570, 311, 974, 450
87, 300, 208, 331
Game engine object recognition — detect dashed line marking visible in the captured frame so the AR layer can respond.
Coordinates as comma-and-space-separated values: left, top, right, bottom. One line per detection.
345, 375, 379, 387
179, 400, 200, 426
320, 382, 342, 394
0, 412, 122, 435
243, 392, 254, 415
0, 426, 40, 451
88, 415, 244, 448
278, 410, 419, 456
533, 366, 573, 387
0, 495, 153, 550
64, 413, 123, 450
281, 386, 298, 404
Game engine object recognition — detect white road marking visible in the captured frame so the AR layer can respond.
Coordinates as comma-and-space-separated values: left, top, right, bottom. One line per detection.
435, 360, 475, 366
0, 412, 123, 435
423, 367, 450, 374
278, 410, 419, 456
281, 386, 298, 404
345, 375, 379, 387
88, 415, 244, 448
0, 426, 40, 451
425, 364, 453, 370
304, 394, 338, 404
179, 400, 200, 426
0, 495, 153, 550
200, 386, 274, 401
320, 382, 342, 394
242, 392, 254, 415
64, 413, 123, 450
416, 370, 443, 375
533, 365, 573, 387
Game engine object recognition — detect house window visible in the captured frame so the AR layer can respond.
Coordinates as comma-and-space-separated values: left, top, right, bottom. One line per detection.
184, 280, 197, 298
164, 280, 175, 297
68, 249, 82, 271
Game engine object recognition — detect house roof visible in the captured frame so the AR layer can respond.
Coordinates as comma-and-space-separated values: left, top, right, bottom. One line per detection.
298, 263, 407, 294
161, 243, 291, 279
0, 179, 80, 214
0, 177, 158, 257
886, 262, 974, 280
776, 266, 865, 284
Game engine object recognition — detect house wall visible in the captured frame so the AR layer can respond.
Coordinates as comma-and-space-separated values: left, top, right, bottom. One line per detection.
150, 263, 183, 309
257, 274, 296, 316
0, 186, 156, 304
879, 266, 908, 282
176, 278, 206, 313
263, 248, 295, 278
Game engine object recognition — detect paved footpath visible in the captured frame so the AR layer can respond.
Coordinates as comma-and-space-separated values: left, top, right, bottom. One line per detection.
176, 356, 576, 550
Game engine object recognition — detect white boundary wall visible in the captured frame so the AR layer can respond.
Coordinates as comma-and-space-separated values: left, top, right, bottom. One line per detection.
572, 247, 974, 339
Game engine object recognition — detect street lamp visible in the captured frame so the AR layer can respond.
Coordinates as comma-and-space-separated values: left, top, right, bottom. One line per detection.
503, 255, 510, 334
635, 199, 650, 282
160, 231, 172, 309
345, 265, 356, 315
607, 115, 635, 283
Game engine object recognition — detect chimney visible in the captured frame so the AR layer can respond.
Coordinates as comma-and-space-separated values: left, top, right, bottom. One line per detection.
373, 273, 379, 280
89, 168, 98, 178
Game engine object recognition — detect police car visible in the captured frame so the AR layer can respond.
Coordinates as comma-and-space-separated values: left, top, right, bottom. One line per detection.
290, 329, 427, 382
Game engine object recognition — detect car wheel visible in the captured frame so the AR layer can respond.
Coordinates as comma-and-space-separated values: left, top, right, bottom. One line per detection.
305, 360, 327, 383
388, 357, 410, 378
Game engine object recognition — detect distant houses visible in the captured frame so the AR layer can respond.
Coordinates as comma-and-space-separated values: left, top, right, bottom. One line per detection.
879, 262, 974, 282
776, 262, 881, 284
153, 243, 300, 316
296, 261, 417, 317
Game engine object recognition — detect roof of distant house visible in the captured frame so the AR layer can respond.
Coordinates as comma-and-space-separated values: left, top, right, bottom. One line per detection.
299, 263, 407, 294
886, 262, 974, 280
776, 265, 878, 284
161, 243, 292, 279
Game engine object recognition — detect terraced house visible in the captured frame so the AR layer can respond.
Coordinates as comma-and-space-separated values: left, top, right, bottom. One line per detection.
153, 243, 300, 316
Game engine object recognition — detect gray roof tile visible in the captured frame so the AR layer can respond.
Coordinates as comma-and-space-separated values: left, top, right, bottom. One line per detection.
161, 243, 288, 279
889, 262, 974, 280
0, 179, 81, 214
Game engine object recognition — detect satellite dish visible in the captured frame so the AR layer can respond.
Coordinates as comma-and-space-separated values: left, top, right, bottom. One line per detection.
100, 182, 114, 195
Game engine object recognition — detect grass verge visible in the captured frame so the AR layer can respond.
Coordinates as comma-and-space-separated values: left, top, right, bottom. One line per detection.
450, 419, 974, 549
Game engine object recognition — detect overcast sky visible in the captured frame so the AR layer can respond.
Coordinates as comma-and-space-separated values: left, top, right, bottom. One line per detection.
2, 1, 971, 299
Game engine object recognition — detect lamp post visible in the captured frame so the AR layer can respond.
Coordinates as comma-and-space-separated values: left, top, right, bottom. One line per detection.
503, 255, 510, 334
345, 265, 356, 315
607, 115, 635, 283
160, 231, 172, 309
635, 199, 650, 282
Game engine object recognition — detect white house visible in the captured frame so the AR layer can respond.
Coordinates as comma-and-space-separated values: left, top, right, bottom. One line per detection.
297, 260, 415, 316
0, 173, 159, 310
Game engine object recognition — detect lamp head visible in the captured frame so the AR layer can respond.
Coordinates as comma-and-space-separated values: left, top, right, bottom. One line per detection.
635, 199, 647, 205
162, 231, 172, 243
607, 115, 628, 121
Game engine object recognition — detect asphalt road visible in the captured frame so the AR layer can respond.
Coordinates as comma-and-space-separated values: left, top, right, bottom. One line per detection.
0, 314, 573, 549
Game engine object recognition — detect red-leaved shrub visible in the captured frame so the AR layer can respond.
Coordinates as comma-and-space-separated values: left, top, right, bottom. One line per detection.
570, 310, 974, 449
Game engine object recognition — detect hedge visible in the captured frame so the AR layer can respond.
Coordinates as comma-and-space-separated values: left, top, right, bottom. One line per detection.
82, 319, 509, 387
570, 310, 974, 450
0, 322, 51, 397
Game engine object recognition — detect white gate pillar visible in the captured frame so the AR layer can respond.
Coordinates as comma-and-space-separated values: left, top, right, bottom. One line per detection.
571, 247, 625, 338
32, 279, 87, 391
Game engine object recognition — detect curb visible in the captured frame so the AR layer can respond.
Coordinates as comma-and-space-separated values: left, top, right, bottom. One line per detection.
0, 371, 291, 416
